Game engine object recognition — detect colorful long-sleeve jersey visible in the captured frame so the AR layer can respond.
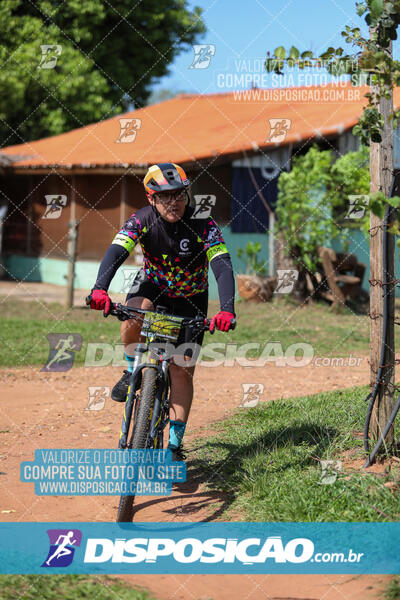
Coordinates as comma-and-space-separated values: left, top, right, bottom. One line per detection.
94, 204, 235, 313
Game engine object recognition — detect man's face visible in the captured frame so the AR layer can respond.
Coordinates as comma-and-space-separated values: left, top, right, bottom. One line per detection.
149, 190, 187, 223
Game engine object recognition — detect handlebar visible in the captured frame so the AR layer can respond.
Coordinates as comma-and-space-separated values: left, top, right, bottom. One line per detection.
85, 295, 236, 333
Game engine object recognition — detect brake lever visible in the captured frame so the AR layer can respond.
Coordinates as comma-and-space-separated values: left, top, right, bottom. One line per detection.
102, 300, 114, 318
204, 318, 215, 335
112, 303, 136, 322
207, 317, 235, 334
116, 312, 131, 322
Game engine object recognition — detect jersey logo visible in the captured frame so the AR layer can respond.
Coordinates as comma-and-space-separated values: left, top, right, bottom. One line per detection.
179, 239, 190, 254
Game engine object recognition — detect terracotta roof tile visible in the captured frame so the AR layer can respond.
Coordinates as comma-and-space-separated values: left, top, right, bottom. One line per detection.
3, 83, 398, 169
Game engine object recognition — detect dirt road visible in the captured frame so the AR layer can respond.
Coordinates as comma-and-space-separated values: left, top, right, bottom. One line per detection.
0, 360, 389, 599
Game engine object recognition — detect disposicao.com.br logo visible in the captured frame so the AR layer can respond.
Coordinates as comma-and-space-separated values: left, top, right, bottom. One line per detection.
83, 536, 363, 565
42, 529, 82, 567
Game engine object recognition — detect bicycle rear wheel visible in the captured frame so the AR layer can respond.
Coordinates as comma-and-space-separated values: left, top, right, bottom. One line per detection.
117, 367, 158, 522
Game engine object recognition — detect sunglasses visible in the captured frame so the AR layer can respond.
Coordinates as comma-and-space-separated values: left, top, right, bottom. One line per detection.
155, 191, 186, 205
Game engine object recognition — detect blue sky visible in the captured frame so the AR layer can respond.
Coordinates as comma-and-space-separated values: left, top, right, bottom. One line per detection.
152, 0, 398, 96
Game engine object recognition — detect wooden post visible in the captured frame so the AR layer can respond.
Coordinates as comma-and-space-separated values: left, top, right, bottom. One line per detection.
269, 212, 275, 276
0, 216, 4, 279
369, 42, 395, 449
120, 176, 127, 228
66, 219, 79, 308
26, 176, 33, 256
65, 176, 78, 308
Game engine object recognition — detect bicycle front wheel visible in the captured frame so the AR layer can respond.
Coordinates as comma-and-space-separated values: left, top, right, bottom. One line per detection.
117, 367, 158, 523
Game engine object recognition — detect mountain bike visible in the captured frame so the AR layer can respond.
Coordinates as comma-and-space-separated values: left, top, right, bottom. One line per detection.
86, 297, 236, 522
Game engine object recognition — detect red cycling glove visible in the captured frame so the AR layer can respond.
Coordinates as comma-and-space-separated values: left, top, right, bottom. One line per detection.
209, 311, 235, 333
89, 289, 111, 315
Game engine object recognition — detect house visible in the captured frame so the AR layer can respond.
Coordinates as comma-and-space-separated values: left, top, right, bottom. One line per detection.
1, 82, 393, 298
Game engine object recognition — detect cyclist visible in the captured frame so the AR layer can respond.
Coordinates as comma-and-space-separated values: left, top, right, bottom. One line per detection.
88, 163, 236, 459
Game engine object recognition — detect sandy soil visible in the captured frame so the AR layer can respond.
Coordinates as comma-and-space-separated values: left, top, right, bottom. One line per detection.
0, 357, 391, 599
0, 360, 370, 520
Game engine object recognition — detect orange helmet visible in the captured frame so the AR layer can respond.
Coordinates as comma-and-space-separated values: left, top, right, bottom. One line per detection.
143, 163, 190, 196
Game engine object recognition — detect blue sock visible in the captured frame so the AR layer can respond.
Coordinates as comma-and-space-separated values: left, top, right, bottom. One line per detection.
168, 420, 187, 450
125, 353, 136, 373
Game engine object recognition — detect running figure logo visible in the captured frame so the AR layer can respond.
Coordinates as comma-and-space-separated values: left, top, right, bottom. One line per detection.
266, 118, 291, 144
38, 45, 62, 69
86, 386, 110, 410
42, 529, 82, 567
240, 383, 264, 408
42, 195, 67, 219
41, 334, 82, 372
115, 118, 142, 143
274, 270, 299, 294
190, 44, 216, 69
191, 195, 216, 219
123, 267, 146, 295
345, 195, 369, 220
120, 268, 139, 293
318, 460, 342, 485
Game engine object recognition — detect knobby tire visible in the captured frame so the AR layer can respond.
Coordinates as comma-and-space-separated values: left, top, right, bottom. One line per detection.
116, 367, 158, 522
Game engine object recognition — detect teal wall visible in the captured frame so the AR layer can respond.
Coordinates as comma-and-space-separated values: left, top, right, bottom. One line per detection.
208, 227, 272, 300
4, 226, 383, 300
2, 255, 140, 295
3, 228, 272, 301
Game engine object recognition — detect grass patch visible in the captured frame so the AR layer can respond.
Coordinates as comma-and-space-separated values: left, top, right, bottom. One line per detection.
384, 578, 400, 599
191, 385, 400, 521
227, 297, 373, 357
0, 296, 377, 367
0, 317, 121, 368
0, 574, 155, 599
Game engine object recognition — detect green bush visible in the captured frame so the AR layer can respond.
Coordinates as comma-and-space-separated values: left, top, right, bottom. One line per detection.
237, 241, 267, 275
276, 145, 370, 271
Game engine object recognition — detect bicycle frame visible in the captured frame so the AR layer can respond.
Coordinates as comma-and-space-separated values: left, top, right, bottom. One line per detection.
119, 343, 171, 450
85, 297, 230, 452
84, 295, 234, 522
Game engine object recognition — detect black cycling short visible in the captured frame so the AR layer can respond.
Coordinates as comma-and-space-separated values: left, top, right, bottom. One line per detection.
125, 268, 208, 352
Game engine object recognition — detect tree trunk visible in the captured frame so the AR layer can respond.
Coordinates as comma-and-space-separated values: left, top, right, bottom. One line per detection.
369, 44, 395, 450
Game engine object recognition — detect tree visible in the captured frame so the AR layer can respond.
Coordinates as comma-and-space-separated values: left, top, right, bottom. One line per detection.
265, 2, 400, 148
276, 145, 369, 272
276, 146, 334, 273
266, 0, 400, 457
147, 88, 191, 105
330, 145, 370, 207
0, 0, 205, 144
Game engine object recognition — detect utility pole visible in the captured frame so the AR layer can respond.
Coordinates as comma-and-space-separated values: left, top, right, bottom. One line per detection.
369, 41, 395, 449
